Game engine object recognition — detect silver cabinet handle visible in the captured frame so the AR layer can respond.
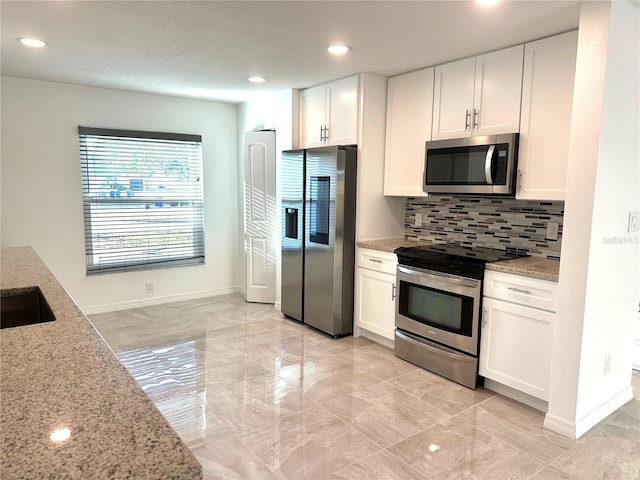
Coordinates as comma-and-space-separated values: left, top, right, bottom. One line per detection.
518, 169, 523, 190
324, 125, 329, 141
465, 109, 471, 130
473, 108, 479, 129
368, 258, 382, 263
392, 284, 396, 301
320, 125, 323, 142
507, 286, 532, 295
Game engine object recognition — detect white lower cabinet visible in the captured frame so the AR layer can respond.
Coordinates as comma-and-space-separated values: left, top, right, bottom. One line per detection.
354, 248, 397, 341
480, 270, 557, 401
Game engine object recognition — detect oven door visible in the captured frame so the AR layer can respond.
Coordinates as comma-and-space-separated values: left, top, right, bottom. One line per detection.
396, 265, 481, 356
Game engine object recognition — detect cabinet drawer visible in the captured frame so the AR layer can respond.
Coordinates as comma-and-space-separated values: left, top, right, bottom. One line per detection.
357, 248, 397, 275
484, 270, 557, 312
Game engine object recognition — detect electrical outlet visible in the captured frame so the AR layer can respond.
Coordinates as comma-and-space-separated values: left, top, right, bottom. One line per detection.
546, 222, 559, 240
415, 213, 423, 227
145, 281, 154, 294
604, 353, 612, 375
628, 211, 640, 233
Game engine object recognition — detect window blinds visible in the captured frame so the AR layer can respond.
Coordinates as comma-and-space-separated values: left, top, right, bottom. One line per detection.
78, 127, 205, 274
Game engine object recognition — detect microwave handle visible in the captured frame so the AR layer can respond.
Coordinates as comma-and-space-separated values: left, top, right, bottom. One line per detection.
484, 145, 496, 185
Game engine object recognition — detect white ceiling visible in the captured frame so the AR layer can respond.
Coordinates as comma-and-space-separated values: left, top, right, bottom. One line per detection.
1, 1, 581, 104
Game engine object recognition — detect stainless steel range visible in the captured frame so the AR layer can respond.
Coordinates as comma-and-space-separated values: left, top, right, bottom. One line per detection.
394, 244, 528, 389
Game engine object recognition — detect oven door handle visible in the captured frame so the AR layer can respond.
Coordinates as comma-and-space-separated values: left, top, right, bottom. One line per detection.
397, 265, 480, 289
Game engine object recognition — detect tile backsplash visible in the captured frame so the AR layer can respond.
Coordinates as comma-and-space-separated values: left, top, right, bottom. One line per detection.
405, 195, 564, 259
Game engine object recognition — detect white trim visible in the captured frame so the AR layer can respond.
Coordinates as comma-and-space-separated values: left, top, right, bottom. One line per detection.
361, 328, 395, 350
274, 301, 281, 312
484, 379, 549, 412
574, 386, 633, 438
544, 412, 578, 438
544, 386, 633, 439
81, 287, 241, 314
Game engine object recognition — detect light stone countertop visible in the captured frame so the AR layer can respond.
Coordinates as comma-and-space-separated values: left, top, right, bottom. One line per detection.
485, 255, 560, 282
358, 237, 559, 281
0, 246, 202, 480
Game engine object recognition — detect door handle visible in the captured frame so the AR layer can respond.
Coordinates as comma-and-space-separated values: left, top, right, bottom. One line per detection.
507, 286, 532, 295
465, 109, 471, 130
473, 108, 479, 129
484, 145, 495, 185
391, 284, 396, 301
319, 125, 324, 142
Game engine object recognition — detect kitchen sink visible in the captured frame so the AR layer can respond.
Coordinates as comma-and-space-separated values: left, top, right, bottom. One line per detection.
1, 287, 56, 329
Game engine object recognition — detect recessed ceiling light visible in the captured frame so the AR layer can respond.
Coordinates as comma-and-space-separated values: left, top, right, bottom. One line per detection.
328, 45, 351, 56
18, 37, 48, 48
247, 76, 267, 83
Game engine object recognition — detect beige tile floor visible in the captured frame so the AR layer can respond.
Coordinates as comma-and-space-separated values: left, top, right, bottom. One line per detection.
89, 294, 640, 480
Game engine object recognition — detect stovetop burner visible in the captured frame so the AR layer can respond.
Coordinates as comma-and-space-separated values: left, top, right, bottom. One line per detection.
395, 243, 529, 279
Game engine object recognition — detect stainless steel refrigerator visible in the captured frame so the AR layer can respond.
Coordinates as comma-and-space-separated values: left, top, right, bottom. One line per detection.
281, 145, 357, 337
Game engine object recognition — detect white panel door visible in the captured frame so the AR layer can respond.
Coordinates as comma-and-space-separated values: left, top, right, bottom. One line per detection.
355, 267, 396, 340
300, 85, 326, 148
473, 45, 524, 136
432, 57, 475, 140
480, 297, 553, 400
325, 75, 359, 146
384, 67, 434, 196
244, 131, 276, 303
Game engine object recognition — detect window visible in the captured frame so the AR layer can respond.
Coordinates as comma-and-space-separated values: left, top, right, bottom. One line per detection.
79, 127, 204, 274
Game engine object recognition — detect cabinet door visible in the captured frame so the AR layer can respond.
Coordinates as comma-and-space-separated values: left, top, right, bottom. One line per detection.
300, 85, 327, 148
432, 57, 475, 140
473, 45, 524, 136
479, 297, 553, 400
325, 75, 359, 146
384, 68, 434, 196
517, 31, 578, 201
355, 267, 396, 340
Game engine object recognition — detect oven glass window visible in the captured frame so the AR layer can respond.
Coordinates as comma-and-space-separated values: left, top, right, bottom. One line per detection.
399, 281, 474, 336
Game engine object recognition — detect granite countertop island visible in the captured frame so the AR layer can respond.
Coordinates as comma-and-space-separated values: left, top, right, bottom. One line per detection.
0, 247, 202, 479
358, 237, 559, 281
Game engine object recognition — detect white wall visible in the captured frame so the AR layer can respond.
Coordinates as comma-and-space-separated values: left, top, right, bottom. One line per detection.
1, 77, 240, 313
546, 0, 639, 438
236, 90, 297, 308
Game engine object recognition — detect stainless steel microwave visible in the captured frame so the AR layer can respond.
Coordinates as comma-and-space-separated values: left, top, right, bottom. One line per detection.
423, 133, 519, 195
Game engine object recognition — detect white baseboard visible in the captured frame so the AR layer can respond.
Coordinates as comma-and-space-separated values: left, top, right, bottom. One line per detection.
544, 412, 578, 438
574, 386, 633, 437
544, 386, 634, 439
360, 328, 395, 350
274, 301, 281, 312
484, 379, 548, 412
81, 287, 242, 315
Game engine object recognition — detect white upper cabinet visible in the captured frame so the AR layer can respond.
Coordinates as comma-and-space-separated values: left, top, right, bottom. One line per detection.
432, 45, 524, 140
299, 75, 359, 148
384, 67, 435, 196
516, 31, 578, 201
432, 58, 476, 140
